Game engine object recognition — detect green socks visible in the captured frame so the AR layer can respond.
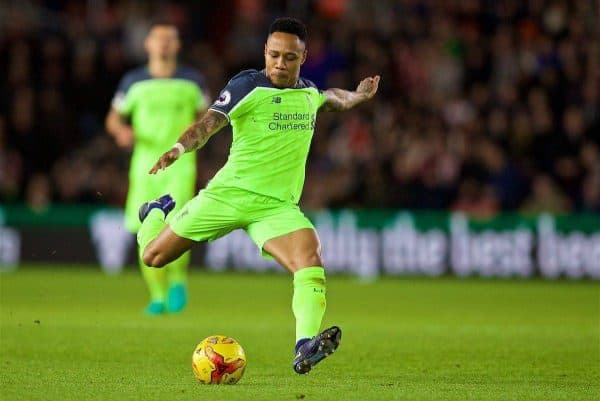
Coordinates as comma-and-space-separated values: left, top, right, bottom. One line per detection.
140, 257, 167, 301
137, 209, 168, 302
293, 267, 327, 342
136, 208, 188, 303
167, 250, 189, 285
137, 209, 166, 259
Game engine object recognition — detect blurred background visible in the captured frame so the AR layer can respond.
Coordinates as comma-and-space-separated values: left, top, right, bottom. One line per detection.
0, 0, 598, 276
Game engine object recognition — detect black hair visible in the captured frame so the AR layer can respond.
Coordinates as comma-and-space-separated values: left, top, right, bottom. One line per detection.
148, 19, 178, 32
269, 17, 307, 42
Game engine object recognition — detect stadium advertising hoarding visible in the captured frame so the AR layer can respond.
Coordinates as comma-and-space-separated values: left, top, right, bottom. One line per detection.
1, 206, 598, 279
207, 210, 600, 279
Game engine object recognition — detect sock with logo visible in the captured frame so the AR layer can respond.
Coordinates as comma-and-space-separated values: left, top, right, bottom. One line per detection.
292, 267, 327, 344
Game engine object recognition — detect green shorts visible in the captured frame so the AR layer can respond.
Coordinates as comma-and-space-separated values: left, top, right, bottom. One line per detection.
168, 186, 315, 258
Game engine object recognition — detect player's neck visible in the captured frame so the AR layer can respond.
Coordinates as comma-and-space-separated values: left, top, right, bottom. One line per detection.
263, 68, 299, 88
148, 59, 177, 78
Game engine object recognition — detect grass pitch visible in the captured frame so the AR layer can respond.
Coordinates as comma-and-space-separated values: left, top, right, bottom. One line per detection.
1, 265, 598, 401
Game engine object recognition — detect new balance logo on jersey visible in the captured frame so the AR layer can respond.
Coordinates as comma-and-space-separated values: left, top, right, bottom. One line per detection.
272, 96, 282, 104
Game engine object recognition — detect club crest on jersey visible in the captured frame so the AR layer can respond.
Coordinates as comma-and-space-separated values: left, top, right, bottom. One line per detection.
214, 90, 231, 106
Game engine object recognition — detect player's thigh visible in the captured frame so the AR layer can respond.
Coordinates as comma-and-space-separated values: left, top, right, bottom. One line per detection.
246, 206, 321, 272
168, 186, 243, 243
263, 228, 323, 273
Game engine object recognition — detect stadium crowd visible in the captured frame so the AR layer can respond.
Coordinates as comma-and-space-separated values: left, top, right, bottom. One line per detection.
1, 0, 598, 216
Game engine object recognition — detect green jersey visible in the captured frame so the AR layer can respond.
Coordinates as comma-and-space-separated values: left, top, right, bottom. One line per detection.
209, 69, 327, 203
112, 66, 208, 174
112, 66, 208, 232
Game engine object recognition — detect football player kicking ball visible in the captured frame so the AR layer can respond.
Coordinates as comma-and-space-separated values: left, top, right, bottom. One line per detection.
137, 17, 379, 374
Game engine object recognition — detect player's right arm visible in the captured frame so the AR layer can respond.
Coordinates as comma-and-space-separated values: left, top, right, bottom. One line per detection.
149, 110, 228, 174
105, 108, 134, 148
106, 71, 137, 148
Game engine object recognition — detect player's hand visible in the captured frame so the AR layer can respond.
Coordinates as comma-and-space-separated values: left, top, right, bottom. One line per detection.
115, 126, 134, 148
356, 75, 380, 100
149, 149, 180, 174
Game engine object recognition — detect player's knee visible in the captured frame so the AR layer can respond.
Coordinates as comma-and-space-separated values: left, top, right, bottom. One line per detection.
141, 251, 156, 267
142, 249, 166, 268
309, 251, 323, 268
288, 250, 323, 271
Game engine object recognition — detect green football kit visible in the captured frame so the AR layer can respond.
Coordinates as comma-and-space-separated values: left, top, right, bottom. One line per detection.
112, 66, 207, 232
113, 65, 207, 313
168, 69, 327, 253
137, 69, 329, 343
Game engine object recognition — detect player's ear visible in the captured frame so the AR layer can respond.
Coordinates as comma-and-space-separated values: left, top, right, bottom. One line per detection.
264, 43, 268, 57
301, 49, 307, 65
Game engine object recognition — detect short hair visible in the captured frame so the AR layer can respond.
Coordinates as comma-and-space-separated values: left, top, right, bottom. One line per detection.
148, 19, 178, 32
269, 17, 307, 42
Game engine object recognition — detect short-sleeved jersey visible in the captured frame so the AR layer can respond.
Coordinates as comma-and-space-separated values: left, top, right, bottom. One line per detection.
208, 69, 327, 203
112, 66, 208, 174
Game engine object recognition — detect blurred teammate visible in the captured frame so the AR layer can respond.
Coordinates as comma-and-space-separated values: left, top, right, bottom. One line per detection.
137, 17, 379, 373
105, 21, 209, 315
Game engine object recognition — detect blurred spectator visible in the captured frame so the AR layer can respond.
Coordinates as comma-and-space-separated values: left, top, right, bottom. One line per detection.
581, 173, 600, 213
301, 31, 347, 89
0, 0, 597, 215
25, 173, 51, 213
0, 116, 23, 201
477, 138, 529, 210
519, 174, 572, 215
451, 179, 499, 220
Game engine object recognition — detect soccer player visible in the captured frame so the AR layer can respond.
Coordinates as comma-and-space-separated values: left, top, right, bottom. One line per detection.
105, 21, 209, 315
137, 17, 379, 373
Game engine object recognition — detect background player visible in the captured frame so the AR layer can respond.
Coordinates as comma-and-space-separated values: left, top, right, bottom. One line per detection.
105, 21, 209, 315
136, 17, 379, 373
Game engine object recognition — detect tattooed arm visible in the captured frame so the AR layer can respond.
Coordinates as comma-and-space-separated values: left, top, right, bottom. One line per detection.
321, 75, 380, 112
149, 109, 228, 174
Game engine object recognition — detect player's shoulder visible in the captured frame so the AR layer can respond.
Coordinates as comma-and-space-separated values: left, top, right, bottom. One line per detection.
174, 65, 206, 86
220, 69, 264, 96
228, 69, 263, 86
119, 66, 151, 91
296, 77, 320, 90
210, 70, 263, 113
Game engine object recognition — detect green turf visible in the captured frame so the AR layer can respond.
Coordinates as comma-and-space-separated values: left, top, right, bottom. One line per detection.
0, 265, 598, 401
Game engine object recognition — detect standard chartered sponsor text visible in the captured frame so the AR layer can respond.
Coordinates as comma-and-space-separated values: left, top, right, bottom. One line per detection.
269, 112, 315, 131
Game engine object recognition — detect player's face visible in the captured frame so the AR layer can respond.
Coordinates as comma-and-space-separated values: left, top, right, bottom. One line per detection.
264, 32, 307, 88
145, 26, 180, 61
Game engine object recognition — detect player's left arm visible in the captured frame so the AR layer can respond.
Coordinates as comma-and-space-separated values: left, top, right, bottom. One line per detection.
321, 75, 380, 112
